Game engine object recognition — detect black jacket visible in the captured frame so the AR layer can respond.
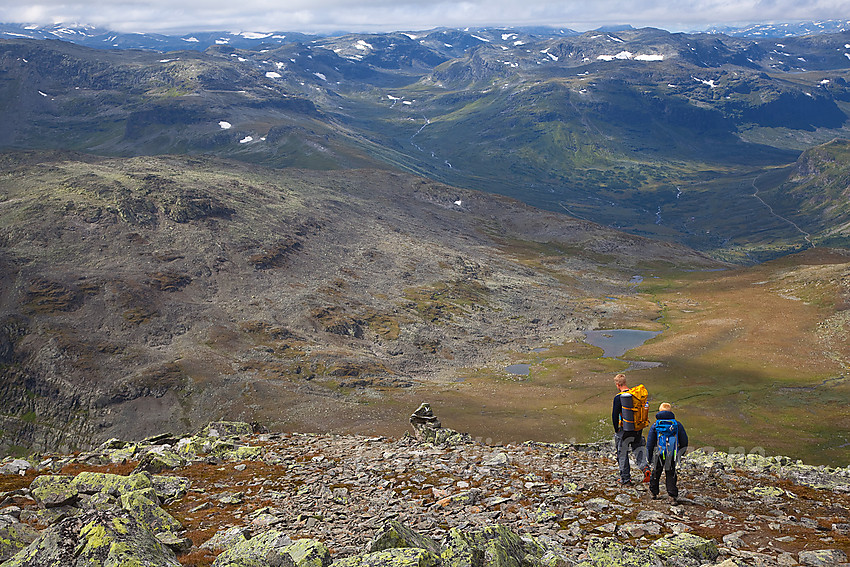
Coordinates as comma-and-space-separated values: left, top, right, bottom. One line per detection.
646, 410, 689, 458
612, 392, 624, 432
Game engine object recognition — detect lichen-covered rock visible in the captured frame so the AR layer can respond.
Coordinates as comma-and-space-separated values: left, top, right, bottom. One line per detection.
649, 533, 719, 563
798, 548, 849, 566
72, 471, 153, 496
119, 488, 183, 535
335, 547, 441, 567
369, 520, 441, 554
1, 509, 181, 567
201, 526, 251, 552
29, 475, 78, 508
202, 421, 253, 439
135, 447, 186, 473
440, 527, 484, 567
225, 445, 264, 461
441, 525, 543, 567
0, 516, 40, 560
106, 443, 138, 464
285, 539, 332, 567
211, 529, 294, 567
575, 537, 662, 567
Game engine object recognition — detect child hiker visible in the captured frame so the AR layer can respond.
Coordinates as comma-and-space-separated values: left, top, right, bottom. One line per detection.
645, 402, 689, 502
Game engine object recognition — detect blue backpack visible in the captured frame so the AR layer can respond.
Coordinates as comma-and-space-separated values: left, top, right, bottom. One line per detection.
655, 419, 679, 459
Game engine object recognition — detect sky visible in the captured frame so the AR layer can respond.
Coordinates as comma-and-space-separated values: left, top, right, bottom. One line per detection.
1, 0, 849, 34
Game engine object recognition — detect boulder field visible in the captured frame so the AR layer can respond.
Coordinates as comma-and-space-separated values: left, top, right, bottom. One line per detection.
0, 417, 848, 567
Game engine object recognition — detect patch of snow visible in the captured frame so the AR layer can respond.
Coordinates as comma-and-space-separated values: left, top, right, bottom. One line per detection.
548, 53, 559, 61
805, 91, 813, 97
635, 54, 664, 61
444, 43, 453, 47
608, 35, 624, 43
215, 39, 229, 45
355, 39, 373, 50
159, 58, 177, 63
272, 35, 285, 39
502, 33, 517, 40
402, 100, 413, 105
218, 121, 232, 129
402, 33, 419, 40
470, 34, 491, 43
454, 199, 463, 206
241, 32, 271, 39
693, 77, 718, 88
500, 45, 508, 50
239, 136, 253, 144
821, 79, 831, 84
238, 57, 247, 62
38, 90, 48, 97
845, 53, 850, 60
314, 72, 327, 81
387, 94, 399, 100
265, 71, 281, 78
514, 40, 525, 46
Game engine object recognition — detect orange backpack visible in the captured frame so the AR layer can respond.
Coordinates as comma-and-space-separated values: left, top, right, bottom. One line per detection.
619, 384, 650, 431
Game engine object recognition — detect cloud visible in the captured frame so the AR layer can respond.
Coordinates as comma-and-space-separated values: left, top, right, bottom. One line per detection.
0, 0, 848, 33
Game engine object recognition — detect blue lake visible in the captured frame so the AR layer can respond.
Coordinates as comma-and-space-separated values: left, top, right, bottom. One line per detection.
583, 329, 662, 358
505, 363, 531, 375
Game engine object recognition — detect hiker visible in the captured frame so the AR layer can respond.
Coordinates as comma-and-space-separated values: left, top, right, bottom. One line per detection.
645, 402, 689, 502
612, 373, 650, 485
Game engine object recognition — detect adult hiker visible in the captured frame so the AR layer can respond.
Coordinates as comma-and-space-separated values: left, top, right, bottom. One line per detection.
612, 373, 651, 485
645, 402, 689, 502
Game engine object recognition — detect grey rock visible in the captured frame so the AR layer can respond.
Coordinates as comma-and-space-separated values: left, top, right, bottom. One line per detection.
201, 526, 252, 552
2, 509, 181, 566
369, 519, 441, 554
212, 529, 294, 567
575, 536, 662, 567
798, 549, 849, 566
650, 533, 719, 563
0, 460, 32, 476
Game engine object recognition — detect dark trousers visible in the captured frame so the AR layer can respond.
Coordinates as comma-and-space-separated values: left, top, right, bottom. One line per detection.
649, 453, 678, 498
615, 429, 648, 483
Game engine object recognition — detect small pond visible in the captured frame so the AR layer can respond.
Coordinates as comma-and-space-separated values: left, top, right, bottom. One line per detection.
583, 329, 662, 358
505, 363, 531, 375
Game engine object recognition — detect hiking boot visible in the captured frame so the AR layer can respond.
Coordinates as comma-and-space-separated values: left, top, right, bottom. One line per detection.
620, 479, 633, 486
642, 468, 651, 483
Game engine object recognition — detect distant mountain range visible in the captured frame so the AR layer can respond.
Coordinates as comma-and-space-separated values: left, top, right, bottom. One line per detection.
2, 20, 850, 52
2, 21, 850, 261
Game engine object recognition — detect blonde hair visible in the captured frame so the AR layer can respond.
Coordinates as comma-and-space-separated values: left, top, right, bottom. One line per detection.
614, 374, 627, 387
659, 402, 672, 411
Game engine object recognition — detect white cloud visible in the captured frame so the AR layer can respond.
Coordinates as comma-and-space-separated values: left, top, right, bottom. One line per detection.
0, 0, 846, 34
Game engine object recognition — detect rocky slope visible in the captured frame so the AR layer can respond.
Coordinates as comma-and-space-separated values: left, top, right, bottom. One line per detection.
0, 417, 849, 567
0, 151, 720, 455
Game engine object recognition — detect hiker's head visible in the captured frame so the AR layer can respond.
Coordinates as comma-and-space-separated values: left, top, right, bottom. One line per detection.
614, 374, 627, 390
659, 402, 672, 411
